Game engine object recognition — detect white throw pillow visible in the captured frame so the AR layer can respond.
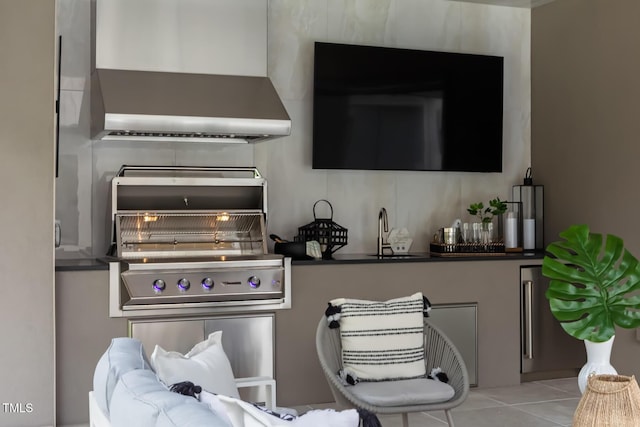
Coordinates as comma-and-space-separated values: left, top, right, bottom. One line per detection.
150, 331, 240, 398
331, 292, 426, 381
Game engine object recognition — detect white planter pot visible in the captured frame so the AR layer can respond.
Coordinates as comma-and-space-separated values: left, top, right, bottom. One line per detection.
578, 335, 617, 394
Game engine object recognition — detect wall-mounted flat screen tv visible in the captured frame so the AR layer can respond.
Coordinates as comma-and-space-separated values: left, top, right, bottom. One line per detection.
312, 42, 504, 172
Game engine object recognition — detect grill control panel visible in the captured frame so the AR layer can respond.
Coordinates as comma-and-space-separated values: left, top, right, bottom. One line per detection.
121, 267, 284, 306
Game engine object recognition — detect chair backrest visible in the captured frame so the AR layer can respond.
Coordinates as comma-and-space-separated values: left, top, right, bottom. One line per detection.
316, 317, 343, 374
317, 316, 365, 407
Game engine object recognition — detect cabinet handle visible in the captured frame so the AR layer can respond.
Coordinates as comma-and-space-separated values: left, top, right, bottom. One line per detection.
523, 280, 533, 359
55, 35, 62, 178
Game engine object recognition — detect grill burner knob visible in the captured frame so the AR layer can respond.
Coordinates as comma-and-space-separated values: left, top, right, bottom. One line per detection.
177, 278, 191, 291
153, 279, 166, 292
248, 276, 261, 289
201, 277, 214, 290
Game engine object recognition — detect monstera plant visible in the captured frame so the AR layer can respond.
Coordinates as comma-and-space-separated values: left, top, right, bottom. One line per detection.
543, 224, 640, 342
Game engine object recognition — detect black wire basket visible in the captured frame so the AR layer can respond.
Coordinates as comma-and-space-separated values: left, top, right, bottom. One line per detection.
294, 199, 348, 259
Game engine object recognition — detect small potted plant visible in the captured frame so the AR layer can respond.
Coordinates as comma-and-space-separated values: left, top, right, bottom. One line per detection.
543, 224, 640, 392
467, 197, 507, 243
467, 197, 508, 225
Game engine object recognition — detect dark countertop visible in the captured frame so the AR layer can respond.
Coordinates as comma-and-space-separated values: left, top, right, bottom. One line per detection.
291, 251, 544, 265
55, 251, 543, 271
55, 258, 109, 271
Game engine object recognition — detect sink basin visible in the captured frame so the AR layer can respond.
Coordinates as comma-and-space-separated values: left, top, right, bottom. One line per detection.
368, 253, 423, 259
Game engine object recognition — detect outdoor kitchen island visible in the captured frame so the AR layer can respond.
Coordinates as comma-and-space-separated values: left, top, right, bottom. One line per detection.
55, 254, 540, 422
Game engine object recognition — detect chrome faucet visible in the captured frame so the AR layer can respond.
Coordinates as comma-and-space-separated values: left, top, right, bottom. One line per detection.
377, 207, 392, 256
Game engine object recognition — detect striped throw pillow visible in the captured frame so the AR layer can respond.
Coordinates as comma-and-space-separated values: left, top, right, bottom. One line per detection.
331, 292, 426, 381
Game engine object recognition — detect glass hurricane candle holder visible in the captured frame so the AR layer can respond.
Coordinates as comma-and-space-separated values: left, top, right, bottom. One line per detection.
512, 168, 544, 251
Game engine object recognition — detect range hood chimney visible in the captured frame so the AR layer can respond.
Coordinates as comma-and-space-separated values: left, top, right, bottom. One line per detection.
91, 0, 290, 143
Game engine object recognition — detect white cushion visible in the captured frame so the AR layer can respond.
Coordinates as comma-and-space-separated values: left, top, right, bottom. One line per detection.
156, 400, 233, 427
109, 369, 184, 427
150, 331, 240, 398
211, 392, 360, 427
349, 377, 455, 406
110, 369, 230, 427
331, 292, 426, 381
92, 337, 151, 416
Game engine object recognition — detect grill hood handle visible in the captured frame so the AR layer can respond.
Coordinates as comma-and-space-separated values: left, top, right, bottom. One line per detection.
116, 165, 263, 178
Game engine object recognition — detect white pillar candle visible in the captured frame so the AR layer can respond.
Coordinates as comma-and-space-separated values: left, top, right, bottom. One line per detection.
523, 218, 536, 250
505, 213, 518, 248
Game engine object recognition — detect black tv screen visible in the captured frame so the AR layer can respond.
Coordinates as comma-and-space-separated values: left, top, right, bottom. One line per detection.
312, 42, 504, 172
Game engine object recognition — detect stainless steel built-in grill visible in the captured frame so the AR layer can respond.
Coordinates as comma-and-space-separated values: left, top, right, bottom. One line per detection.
107, 166, 291, 318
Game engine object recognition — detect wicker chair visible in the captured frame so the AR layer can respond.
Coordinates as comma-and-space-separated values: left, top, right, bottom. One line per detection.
315, 317, 469, 427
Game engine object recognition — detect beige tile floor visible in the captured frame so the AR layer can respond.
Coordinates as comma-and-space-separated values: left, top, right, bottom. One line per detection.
291, 377, 582, 427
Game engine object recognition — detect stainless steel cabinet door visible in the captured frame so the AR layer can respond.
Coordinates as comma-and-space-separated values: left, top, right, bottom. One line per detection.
429, 303, 478, 386
521, 266, 584, 380
130, 313, 274, 404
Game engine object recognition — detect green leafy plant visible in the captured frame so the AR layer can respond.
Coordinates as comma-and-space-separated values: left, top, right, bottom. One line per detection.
543, 224, 640, 342
467, 197, 507, 224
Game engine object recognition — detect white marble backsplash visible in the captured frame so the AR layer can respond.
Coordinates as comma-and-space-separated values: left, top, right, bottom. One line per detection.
55, 0, 530, 258
257, 0, 531, 254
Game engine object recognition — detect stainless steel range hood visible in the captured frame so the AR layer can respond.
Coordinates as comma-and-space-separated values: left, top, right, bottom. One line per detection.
91, 0, 291, 143
91, 69, 291, 143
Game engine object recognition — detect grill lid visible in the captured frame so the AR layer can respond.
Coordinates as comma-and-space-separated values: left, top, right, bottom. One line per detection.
110, 166, 269, 259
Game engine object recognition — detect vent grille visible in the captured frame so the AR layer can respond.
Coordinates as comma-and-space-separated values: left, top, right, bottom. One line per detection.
105, 131, 263, 142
